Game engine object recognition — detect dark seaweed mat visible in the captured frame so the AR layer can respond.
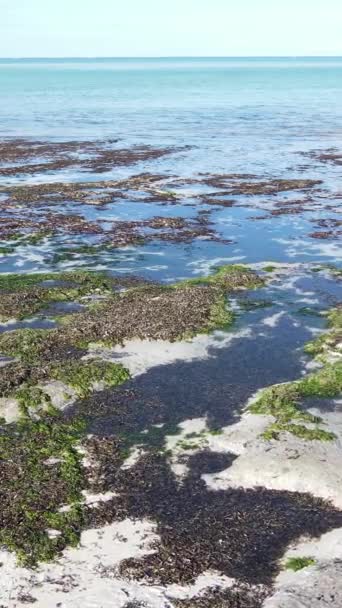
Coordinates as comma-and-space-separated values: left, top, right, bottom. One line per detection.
0, 209, 228, 249
82, 450, 342, 587
185, 450, 238, 476
123, 603, 148, 608
58, 284, 228, 346
0, 139, 182, 176
174, 584, 269, 608
68, 308, 315, 436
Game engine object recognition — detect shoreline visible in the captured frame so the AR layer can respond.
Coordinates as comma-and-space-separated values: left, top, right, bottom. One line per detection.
0, 136, 341, 607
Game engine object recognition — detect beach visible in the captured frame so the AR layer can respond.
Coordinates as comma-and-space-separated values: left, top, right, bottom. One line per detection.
0, 57, 341, 607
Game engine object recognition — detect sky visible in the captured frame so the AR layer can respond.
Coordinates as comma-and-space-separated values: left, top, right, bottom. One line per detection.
1, 0, 342, 58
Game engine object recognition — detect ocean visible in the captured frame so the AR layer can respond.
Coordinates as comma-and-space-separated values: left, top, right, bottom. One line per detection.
0, 56, 341, 276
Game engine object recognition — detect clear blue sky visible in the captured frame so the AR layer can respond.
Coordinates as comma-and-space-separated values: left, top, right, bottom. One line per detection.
1, 0, 341, 58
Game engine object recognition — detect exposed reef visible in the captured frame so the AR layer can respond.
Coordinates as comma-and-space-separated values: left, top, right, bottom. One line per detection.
0, 138, 185, 176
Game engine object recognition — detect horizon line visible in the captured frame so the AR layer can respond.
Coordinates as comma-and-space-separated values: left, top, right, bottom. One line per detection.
1, 54, 342, 60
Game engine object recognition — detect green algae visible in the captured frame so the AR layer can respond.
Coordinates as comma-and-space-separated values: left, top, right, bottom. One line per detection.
0, 351, 131, 565
0, 406, 86, 567
0, 232, 53, 256
299, 363, 342, 398
313, 264, 342, 278
0, 246, 15, 255
262, 422, 336, 442
251, 363, 341, 442
296, 306, 323, 317
250, 303, 342, 442
21, 231, 53, 245
177, 440, 202, 450
174, 428, 224, 452
0, 269, 113, 294
0, 328, 131, 404
237, 298, 273, 311
200, 292, 234, 334
0, 328, 52, 364
15, 384, 53, 417
175, 264, 264, 291
51, 244, 110, 264
285, 556, 315, 571
250, 383, 321, 424
50, 359, 131, 398
263, 265, 278, 273
0, 270, 115, 321
328, 307, 342, 328
304, 306, 342, 360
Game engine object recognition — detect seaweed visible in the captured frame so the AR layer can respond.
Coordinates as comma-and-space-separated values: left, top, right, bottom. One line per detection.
0, 407, 86, 566
285, 556, 315, 571
175, 264, 265, 291
50, 360, 131, 398
250, 306, 342, 441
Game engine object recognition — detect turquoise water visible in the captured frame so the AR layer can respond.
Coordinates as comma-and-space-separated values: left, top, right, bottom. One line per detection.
1, 57, 342, 162
0, 57, 341, 276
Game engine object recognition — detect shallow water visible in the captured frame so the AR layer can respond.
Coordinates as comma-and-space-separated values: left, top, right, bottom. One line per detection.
0, 58, 342, 608
0, 57, 341, 403
0, 57, 342, 274
0, 58, 341, 418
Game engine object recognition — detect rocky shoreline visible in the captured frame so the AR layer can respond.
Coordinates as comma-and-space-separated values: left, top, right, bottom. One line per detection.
0, 139, 341, 607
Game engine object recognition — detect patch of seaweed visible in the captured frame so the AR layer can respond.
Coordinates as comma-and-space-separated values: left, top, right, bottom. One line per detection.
82, 450, 342, 586
173, 584, 269, 608
0, 139, 184, 176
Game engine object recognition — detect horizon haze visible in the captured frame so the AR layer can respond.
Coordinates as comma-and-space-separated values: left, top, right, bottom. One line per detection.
1, 0, 342, 58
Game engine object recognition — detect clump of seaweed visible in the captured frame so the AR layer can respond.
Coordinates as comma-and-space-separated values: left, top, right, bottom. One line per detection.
176, 264, 264, 291
251, 364, 341, 441
285, 556, 316, 571
49, 360, 131, 398
200, 175, 322, 194
0, 266, 265, 405
0, 139, 180, 176
304, 305, 342, 361
0, 270, 151, 321
109, 452, 342, 587
301, 148, 342, 166
0, 405, 86, 566
174, 584, 269, 608
249, 304, 342, 441
15, 383, 53, 417
0, 332, 131, 413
